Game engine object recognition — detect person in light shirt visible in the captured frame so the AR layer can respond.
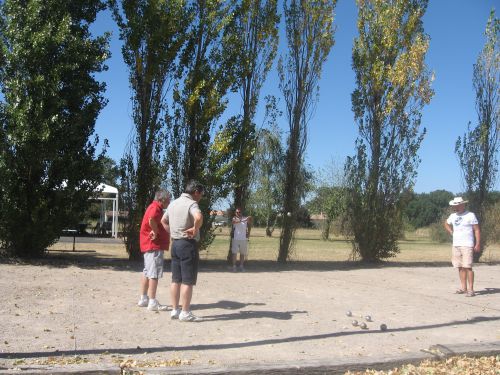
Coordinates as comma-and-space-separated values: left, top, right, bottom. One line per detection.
231, 208, 252, 272
161, 180, 204, 322
444, 197, 481, 297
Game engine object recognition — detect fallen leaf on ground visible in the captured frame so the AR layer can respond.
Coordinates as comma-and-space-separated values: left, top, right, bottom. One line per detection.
345, 355, 499, 375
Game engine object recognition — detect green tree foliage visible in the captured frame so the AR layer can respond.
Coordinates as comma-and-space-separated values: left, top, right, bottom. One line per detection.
247, 113, 284, 236
0, 0, 109, 257
404, 190, 453, 228
455, 10, 499, 259
99, 156, 120, 187
110, 0, 190, 259
307, 186, 346, 240
166, 0, 240, 249
344, 0, 434, 261
429, 212, 452, 244
295, 206, 313, 228
229, 0, 279, 210
307, 161, 347, 240
483, 200, 500, 246
277, 0, 336, 262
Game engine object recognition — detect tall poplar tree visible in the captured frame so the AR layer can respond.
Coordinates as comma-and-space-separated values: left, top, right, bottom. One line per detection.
110, 0, 190, 259
0, 0, 109, 257
247, 99, 284, 237
455, 10, 499, 260
167, 0, 239, 248
344, 0, 434, 261
222, 0, 279, 261
277, 0, 336, 262
230, 0, 279, 210
307, 161, 346, 241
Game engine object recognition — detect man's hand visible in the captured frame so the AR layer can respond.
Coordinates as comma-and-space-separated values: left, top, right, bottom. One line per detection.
184, 227, 198, 239
474, 243, 481, 252
185, 211, 203, 239
149, 217, 160, 241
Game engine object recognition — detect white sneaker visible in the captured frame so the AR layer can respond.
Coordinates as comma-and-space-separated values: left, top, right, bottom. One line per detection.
179, 311, 201, 322
137, 297, 149, 307
170, 308, 180, 319
147, 300, 169, 311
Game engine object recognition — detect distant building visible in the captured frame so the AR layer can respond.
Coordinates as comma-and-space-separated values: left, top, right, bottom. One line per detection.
210, 210, 227, 217
310, 213, 327, 228
105, 210, 128, 221
210, 210, 229, 227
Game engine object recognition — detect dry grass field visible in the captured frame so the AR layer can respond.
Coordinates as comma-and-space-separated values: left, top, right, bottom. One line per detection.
49, 226, 500, 265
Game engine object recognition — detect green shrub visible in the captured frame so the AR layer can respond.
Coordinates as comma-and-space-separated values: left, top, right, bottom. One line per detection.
483, 201, 500, 246
429, 218, 451, 243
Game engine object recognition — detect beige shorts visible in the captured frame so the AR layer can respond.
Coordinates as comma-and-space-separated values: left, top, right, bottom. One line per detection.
231, 239, 248, 255
143, 250, 164, 279
451, 246, 473, 268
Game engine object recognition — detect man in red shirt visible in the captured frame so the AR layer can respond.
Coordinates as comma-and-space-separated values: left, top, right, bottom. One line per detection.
138, 190, 171, 311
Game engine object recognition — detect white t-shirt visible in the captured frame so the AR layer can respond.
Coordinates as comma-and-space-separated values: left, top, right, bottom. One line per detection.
446, 211, 478, 247
233, 217, 249, 241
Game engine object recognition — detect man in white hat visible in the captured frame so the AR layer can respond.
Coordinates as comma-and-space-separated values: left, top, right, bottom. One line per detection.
444, 197, 481, 297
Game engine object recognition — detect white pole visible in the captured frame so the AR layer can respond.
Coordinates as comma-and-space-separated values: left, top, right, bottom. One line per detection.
115, 192, 119, 238
112, 198, 116, 238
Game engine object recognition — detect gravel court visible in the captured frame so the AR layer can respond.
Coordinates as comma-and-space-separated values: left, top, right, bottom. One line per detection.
0, 260, 499, 373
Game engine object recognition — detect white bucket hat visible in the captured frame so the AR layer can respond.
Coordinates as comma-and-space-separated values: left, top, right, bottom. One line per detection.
449, 197, 468, 206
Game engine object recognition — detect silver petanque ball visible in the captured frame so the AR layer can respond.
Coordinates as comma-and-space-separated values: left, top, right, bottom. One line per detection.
380, 324, 387, 331
352, 320, 358, 326
360, 322, 367, 329
365, 315, 372, 322
346, 310, 352, 317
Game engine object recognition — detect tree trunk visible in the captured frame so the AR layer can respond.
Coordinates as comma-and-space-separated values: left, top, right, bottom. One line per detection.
321, 218, 332, 240
126, 210, 143, 261
278, 128, 299, 262
226, 208, 235, 263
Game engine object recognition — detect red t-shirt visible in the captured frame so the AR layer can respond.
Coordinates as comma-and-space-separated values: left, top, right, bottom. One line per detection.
139, 200, 170, 252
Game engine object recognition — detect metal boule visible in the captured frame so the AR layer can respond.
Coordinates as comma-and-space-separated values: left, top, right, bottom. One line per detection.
352, 320, 358, 326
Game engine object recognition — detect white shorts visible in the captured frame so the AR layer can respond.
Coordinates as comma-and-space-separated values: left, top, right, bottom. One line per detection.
231, 239, 248, 255
143, 250, 164, 279
451, 246, 473, 268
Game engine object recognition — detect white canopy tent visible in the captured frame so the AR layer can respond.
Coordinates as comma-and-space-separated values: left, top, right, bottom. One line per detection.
94, 183, 119, 238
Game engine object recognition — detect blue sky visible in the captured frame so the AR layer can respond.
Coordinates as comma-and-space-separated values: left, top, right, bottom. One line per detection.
92, 0, 499, 194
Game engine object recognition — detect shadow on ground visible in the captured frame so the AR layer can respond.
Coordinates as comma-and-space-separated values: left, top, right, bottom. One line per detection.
1, 316, 498, 360
1, 252, 498, 273
0, 254, 463, 272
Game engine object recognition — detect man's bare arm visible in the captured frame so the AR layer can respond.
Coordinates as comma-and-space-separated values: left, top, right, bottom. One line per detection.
149, 217, 160, 239
473, 224, 481, 251
444, 222, 453, 236
185, 211, 203, 239
161, 215, 170, 233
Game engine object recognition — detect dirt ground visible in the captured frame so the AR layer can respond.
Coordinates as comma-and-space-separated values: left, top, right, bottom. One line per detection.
0, 243, 499, 374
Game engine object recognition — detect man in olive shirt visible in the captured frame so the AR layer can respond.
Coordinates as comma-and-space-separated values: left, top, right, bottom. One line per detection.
162, 180, 204, 322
